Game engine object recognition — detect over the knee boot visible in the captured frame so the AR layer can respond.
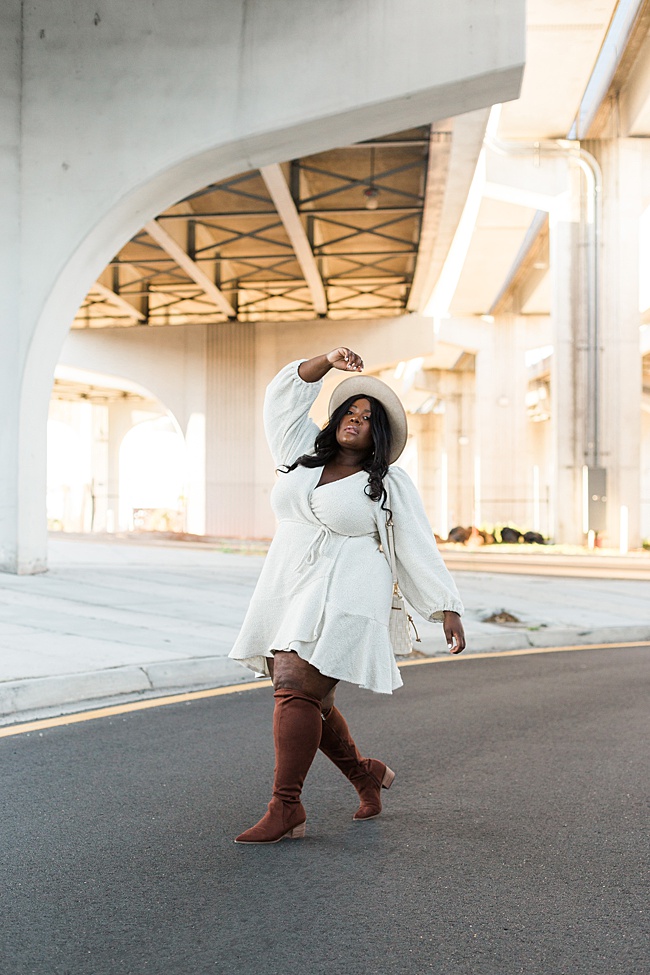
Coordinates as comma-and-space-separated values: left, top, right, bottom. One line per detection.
319, 706, 395, 821
235, 688, 323, 844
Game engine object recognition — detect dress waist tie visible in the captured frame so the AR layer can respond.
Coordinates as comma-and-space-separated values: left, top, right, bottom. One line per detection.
295, 525, 336, 571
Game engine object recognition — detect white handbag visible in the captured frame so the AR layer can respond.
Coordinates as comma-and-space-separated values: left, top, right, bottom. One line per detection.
385, 509, 421, 655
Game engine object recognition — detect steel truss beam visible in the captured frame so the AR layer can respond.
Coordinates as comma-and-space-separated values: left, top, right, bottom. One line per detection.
143, 220, 236, 318
260, 164, 327, 315
90, 281, 146, 321
77, 127, 434, 327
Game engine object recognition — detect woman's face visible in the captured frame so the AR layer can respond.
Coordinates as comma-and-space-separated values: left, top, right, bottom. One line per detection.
336, 398, 374, 455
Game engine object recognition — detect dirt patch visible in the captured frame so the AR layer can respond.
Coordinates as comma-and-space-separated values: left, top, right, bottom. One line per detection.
483, 611, 521, 624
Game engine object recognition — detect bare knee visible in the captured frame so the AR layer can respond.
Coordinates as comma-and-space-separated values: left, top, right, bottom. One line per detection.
272, 650, 310, 692
272, 650, 337, 704
272, 651, 315, 696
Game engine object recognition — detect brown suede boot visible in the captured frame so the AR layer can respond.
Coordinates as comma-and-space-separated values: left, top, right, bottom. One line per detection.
235, 688, 323, 844
319, 706, 395, 821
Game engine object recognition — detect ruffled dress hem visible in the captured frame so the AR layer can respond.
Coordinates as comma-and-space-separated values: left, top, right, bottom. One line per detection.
230, 607, 404, 694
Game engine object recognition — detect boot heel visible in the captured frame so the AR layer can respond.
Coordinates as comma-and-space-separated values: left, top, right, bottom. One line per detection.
381, 766, 395, 790
288, 821, 306, 839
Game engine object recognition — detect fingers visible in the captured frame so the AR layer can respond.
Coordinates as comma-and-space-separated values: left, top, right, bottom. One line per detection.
445, 623, 466, 654
327, 347, 364, 372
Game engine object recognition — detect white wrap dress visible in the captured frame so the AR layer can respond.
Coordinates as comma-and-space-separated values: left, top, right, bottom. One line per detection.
228, 361, 464, 694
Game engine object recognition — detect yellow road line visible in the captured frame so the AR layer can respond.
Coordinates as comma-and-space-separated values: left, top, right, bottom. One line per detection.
1, 641, 648, 739
0, 680, 271, 738
399, 639, 650, 667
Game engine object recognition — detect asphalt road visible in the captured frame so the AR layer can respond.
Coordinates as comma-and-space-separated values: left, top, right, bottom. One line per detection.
1, 647, 648, 975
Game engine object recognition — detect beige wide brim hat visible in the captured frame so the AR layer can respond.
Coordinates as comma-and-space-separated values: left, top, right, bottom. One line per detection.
329, 375, 408, 464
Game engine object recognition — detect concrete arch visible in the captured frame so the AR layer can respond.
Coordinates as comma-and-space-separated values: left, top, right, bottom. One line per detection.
4, 0, 525, 571
118, 416, 188, 533
49, 364, 203, 536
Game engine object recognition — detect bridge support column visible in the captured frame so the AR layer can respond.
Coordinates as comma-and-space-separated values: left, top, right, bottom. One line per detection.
549, 182, 587, 546
205, 323, 257, 537
474, 311, 533, 532
592, 137, 646, 549
550, 141, 646, 548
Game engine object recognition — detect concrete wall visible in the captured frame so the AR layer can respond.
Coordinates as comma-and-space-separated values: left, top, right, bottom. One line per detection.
59, 314, 441, 539
57, 309, 565, 542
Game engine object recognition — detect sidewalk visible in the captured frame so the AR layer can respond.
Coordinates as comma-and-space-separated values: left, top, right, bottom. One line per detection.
1, 535, 649, 724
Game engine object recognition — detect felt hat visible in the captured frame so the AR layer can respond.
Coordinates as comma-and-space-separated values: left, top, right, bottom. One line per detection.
328, 375, 408, 464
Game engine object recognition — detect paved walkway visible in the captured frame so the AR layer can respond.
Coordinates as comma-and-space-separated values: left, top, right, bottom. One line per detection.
1, 535, 649, 723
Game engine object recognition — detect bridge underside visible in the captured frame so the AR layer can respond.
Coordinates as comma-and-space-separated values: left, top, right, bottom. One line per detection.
76, 121, 480, 329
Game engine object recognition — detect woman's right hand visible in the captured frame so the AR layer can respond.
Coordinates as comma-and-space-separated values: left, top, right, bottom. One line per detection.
326, 348, 364, 372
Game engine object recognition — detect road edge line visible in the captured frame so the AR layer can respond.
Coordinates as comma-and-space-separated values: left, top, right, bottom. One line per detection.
1, 641, 648, 738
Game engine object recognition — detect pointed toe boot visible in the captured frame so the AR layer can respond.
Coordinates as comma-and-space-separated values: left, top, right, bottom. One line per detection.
351, 759, 395, 820
234, 688, 322, 845
235, 797, 307, 844
319, 706, 395, 821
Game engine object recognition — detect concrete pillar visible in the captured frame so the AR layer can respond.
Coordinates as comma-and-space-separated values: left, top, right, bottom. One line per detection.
205, 323, 257, 536
410, 369, 475, 534
105, 399, 135, 533
0, 3, 24, 572
84, 404, 108, 533
474, 310, 532, 531
592, 138, 646, 549
443, 371, 475, 530
185, 412, 206, 536
550, 142, 646, 547
642, 403, 650, 541
408, 413, 444, 532
549, 178, 588, 545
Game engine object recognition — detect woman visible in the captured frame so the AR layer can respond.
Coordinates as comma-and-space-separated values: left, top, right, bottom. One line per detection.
229, 347, 465, 844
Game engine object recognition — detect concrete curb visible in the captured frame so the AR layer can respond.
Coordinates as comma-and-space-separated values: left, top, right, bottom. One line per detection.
420, 623, 650, 656
1, 626, 649, 727
0, 657, 254, 726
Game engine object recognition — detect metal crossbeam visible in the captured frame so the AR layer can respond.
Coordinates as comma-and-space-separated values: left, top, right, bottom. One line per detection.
157, 207, 421, 219
260, 164, 327, 315
91, 281, 146, 321
143, 220, 236, 318
297, 159, 426, 207
78, 126, 433, 328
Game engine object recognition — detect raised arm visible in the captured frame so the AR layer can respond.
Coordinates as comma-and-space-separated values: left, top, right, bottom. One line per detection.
298, 348, 364, 383
263, 348, 364, 468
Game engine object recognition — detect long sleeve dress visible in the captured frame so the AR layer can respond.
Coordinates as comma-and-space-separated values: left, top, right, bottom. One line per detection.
228, 361, 464, 694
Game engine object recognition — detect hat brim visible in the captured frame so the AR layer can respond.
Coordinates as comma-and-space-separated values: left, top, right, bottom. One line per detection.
328, 375, 408, 464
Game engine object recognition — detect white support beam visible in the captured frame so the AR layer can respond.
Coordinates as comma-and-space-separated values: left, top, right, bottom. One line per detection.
143, 219, 236, 318
260, 164, 328, 315
92, 281, 146, 321
619, 24, 650, 136
409, 109, 489, 315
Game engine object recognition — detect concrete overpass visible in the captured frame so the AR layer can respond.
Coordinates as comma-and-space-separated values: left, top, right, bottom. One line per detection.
1, 0, 526, 573
6, 1, 650, 570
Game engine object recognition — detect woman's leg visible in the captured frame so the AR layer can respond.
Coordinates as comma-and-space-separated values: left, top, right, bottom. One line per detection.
270, 654, 395, 822
269, 649, 339, 700
319, 706, 395, 821
235, 652, 338, 844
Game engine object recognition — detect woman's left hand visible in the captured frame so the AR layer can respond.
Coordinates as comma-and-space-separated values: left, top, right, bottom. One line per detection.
443, 611, 466, 654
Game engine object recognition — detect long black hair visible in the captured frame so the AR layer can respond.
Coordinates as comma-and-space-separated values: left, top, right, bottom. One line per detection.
280, 393, 392, 510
